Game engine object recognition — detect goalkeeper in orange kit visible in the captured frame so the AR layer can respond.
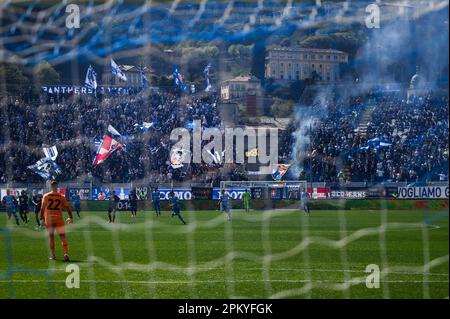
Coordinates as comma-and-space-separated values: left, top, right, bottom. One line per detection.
40, 181, 73, 262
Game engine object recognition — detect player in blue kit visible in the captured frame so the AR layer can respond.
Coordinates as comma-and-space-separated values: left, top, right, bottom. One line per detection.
2, 189, 20, 225
168, 192, 186, 224
219, 190, 232, 221
151, 187, 161, 216
299, 187, 311, 216
72, 190, 81, 218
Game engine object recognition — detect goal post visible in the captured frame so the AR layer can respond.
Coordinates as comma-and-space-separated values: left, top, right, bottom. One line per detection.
219, 181, 309, 210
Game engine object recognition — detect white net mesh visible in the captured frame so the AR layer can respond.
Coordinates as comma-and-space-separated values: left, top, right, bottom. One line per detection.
0, 0, 448, 299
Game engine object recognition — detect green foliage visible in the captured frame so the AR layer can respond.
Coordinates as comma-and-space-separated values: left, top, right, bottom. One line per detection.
181, 46, 219, 59
271, 100, 295, 118
0, 62, 27, 96
34, 61, 60, 90
227, 44, 254, 58
299, 31, 366, 58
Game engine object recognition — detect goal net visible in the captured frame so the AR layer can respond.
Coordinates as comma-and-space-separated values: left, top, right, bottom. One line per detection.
0, 0, 448, 300
220, 180, 309, 211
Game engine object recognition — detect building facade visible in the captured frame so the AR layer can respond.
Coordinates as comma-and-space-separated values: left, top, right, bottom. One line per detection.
265, 47, 348, 82
102, 65, 153, 87
220, 75, 262, 101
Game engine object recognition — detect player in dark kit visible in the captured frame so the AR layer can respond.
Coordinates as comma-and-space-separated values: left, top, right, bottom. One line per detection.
18, 190, 29, 224
151, 187, 161, 216
129, 191, 138, 218
31, 190, 43, 228
107, 190, 120, 223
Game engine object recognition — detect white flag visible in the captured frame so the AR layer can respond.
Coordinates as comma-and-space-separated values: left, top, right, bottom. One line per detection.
111, 58, 127, 81
43, 145, 58, 161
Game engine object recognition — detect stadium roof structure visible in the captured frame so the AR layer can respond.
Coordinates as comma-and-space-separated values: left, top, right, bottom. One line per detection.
266, 46, 348, 56
222, 75, 261, 84
119, 65, 153, 73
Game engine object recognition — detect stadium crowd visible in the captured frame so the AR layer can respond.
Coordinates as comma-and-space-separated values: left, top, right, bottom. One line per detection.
0, 91, 233, 185
279, 91, 449, 183
0, 89, 448, 185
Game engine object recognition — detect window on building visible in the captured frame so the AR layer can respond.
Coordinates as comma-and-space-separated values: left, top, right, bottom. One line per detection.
334, 55, 338, 60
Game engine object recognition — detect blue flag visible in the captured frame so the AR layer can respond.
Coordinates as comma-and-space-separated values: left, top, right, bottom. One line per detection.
173, 64, 187, 91
27, 157, 62, 180
111, 58, 127, 81
140, 67, 149, 88
361, 136, 392, 151
203, 63, 212, 92
85, 65, 98, 89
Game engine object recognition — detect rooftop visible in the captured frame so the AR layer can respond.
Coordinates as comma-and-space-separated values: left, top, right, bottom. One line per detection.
267, 46, 347, 55
222, 75, 261, 83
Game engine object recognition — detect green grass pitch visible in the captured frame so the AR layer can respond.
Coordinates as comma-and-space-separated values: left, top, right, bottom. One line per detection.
0, 208, 448, 298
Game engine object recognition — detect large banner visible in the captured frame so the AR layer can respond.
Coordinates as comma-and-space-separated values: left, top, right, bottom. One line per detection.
330, 189, 367, 199
212, 188, 246, 200
67, 187, 91, 200
397, 186, 449, 199
159, 189, 192, 201
92, 187, 130, 200
192, 187, 213, 200
42, 85, 133, 96
135, 186, 149, 200
285, 185, 330, 199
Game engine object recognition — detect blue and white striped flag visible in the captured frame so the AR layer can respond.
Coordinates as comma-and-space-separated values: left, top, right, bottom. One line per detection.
43, 145, 58, 161
111, 58, 127, 81
140, 68, 149, 88
85, 65, 98, 89
203, 63, 212, 92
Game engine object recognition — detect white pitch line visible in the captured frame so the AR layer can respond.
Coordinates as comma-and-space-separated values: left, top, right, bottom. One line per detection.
1, 279, 448, 284
12, 267, 449, 277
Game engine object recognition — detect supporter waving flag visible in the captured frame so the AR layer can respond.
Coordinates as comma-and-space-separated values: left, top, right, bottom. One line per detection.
140, 67, 149, 88
173, 64, 187, 91
271, 163, 292, 181
93, 125, 127, 166
85, 65, 98, 89
203, 63, 212, 92
92, 134, 123, 167
27, 157, 62, 180
111, 58, 127, 82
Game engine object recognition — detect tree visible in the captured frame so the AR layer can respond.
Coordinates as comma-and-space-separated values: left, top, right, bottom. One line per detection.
251, 39, 266, 83
35, 61, 60, 90
0, 62, 27, 96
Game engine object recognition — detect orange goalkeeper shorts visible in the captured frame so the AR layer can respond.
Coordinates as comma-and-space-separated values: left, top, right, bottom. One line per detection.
45, 218, 66, 235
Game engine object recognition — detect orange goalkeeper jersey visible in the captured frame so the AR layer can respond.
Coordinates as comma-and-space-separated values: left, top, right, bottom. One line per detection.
40, 191, 73, 222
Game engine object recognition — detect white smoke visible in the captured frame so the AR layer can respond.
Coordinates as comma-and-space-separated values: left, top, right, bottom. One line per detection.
291, 88, 331, 178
